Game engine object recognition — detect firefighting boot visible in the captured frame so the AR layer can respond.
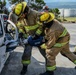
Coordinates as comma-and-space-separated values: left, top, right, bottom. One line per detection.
40, 71, 54, 75
20, 65, 28, 75
73, 52, 76, 55
75, 66, 76, 69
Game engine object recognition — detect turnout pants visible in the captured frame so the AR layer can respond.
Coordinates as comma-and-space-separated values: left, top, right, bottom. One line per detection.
21, 43, 76, 71
41, 43, 76, 71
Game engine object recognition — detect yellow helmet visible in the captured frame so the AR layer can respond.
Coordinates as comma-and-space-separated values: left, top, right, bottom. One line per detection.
14, 2, 27, 16
40, 12, 55, 23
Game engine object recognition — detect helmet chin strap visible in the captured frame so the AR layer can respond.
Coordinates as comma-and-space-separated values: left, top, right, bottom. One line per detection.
24, 14, 28, 19
43, 20, 53, 28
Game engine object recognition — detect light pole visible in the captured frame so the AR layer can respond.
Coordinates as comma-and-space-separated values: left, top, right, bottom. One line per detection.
27, 0, 30, 6
63, 9, 64, 21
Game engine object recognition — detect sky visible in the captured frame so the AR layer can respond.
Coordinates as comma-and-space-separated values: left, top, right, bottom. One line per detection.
6, 0, 76, 11
6, 0, 76, 3
44, 0, 76, 2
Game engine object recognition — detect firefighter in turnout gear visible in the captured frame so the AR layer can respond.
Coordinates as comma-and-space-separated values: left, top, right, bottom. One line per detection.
39, 12, 76, 75
13, 2, 43, 75
73, 46, 76, 55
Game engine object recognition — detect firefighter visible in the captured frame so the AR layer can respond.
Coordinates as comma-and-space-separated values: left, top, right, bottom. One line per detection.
38, 12, 76, 75
43, 6, 49, 12
41, 6, 49, 14
12, 1, 43, 75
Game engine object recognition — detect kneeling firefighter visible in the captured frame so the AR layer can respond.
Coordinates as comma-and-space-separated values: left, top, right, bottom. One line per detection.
36, 12, 76, 75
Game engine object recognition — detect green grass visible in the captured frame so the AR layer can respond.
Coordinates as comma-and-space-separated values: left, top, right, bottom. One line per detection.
59, 17, 76, 22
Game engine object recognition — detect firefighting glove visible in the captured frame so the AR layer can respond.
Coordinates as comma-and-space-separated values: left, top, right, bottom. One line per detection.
23, 39, 28, 44
28, 35, 44, 46
40, 43, 47, 49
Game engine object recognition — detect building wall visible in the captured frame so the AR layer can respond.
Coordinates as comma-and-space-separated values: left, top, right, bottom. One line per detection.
59, 9, 76, 17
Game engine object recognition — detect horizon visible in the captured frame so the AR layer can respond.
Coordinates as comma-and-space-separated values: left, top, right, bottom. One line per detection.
46, 1, 76, 3
44, 0, 76, 3
46, 2, 76, 9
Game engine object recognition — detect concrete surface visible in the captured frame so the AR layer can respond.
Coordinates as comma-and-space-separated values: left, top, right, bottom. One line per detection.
0, 23, 76, 75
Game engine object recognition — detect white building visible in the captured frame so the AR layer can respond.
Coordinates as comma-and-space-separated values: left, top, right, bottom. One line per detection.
59, 9, 76, 17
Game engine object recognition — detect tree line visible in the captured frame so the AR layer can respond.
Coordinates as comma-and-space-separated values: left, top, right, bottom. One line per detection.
0, 0, 60, 19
